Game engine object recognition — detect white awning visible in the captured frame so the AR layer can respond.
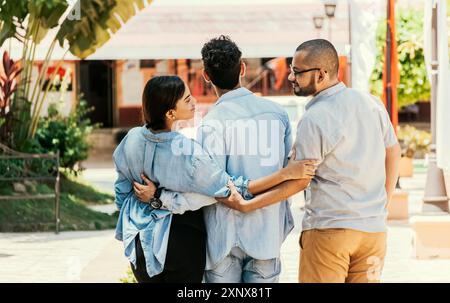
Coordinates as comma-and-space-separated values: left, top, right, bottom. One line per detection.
1, 0, 423, 61
87, 0, 352, 59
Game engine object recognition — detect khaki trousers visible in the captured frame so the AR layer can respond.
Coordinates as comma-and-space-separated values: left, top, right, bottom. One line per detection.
299, 228, 387, 283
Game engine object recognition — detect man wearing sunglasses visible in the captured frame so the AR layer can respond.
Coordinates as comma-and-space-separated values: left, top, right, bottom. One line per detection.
288, 39, 401, 283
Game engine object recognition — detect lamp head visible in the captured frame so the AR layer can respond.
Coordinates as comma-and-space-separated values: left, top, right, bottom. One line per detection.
313, 15, 325, 29
324, 2, 337, 18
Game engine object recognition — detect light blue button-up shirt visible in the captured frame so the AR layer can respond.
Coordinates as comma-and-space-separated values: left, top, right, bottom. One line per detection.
294, 83, 398, 233
160, 87, 294, 270
113, 126, 251, 277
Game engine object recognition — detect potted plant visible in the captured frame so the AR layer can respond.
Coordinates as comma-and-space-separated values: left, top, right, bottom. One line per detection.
397, 125, 431, 177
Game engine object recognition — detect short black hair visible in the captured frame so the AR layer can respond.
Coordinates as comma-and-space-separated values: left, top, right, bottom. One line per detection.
142, 75, 185, 130
296, 39, 339, 78
201, 35, 242, 90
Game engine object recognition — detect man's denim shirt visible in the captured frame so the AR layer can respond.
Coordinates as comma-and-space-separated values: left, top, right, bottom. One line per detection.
113, 126, 251, 277
160, 88, 295, 270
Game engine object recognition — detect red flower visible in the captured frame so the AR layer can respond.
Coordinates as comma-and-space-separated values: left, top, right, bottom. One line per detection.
0, 51, 22, 109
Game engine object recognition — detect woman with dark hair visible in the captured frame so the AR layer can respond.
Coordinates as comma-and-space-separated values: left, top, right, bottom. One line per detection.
113, 75, 317, 283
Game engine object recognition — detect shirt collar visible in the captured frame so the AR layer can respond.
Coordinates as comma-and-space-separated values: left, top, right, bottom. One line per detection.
141, 126, 180, 143
305, 82, 346, 110
215, 87, 254, 106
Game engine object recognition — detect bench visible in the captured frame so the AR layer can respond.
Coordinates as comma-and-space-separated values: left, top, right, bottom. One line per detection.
0, 143, 60, 233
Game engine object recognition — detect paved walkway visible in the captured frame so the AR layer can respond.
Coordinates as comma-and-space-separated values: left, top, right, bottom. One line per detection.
0, 230, 128, 282
1, 160, 450, 283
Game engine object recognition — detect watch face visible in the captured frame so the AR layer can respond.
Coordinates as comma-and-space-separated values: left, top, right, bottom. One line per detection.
150, 198, 162, 209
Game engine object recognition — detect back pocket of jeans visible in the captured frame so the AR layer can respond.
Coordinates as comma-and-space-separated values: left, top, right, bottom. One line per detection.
210, 256, 234, 277
251, 258, 281, 279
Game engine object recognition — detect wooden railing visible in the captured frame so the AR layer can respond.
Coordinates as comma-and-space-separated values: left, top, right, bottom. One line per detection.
0, 143, 60, 233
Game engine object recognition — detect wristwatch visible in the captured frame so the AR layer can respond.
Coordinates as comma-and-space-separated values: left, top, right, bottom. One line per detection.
149, 186, 165, 209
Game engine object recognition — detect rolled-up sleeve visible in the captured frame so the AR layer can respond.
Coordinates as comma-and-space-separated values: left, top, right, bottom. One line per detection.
159, 141, 253, 213
159, 190, 216, 214
230, 175, 253, 200
191, 149, 252, 199
159, 168, 253, 214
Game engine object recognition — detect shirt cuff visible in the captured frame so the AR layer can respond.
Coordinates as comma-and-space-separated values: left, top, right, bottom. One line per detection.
230, 176, 254, 200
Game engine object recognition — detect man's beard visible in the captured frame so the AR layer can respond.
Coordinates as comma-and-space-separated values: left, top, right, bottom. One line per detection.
291, 77, 317, 97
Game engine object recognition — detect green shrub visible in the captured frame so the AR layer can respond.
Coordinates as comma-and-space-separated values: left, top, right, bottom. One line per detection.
35, 99, 100, 175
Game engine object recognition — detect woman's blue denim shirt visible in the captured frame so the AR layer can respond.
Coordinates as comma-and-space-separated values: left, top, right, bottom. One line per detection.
113, 126, 251, 277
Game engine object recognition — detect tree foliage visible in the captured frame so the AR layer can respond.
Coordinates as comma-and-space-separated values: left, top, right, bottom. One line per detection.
370, 9, 431, 109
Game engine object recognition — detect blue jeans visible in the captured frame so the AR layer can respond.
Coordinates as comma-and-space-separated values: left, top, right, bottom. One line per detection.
204, 247, 281, 283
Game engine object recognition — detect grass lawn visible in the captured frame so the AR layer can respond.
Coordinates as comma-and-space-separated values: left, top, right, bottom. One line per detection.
60, 174, 114, 205
0, 175, 117, 232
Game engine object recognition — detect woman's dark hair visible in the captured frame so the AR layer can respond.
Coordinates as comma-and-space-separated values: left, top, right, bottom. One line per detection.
142, 75, 185, 130
201, 35, 242, 90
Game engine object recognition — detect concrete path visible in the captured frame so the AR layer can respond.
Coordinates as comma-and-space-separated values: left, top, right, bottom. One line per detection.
1, 160, 450, 283
0, 230, 128, 283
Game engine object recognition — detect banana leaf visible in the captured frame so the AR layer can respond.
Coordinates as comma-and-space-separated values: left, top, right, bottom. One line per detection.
57, 0, 152, 59
0, 0, 28, 47
27, 0, 69, 44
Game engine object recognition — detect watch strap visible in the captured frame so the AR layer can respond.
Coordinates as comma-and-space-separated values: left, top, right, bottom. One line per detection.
154, 186, 165, 199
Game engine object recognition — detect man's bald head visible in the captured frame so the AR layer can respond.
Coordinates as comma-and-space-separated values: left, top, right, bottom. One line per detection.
295, 39, 339, 79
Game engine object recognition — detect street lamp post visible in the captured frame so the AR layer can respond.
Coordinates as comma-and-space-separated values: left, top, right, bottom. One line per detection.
313, 15, 325, 37
347, 1, 352, 87
324, 1, 337, 41
422, 0, 449, 213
